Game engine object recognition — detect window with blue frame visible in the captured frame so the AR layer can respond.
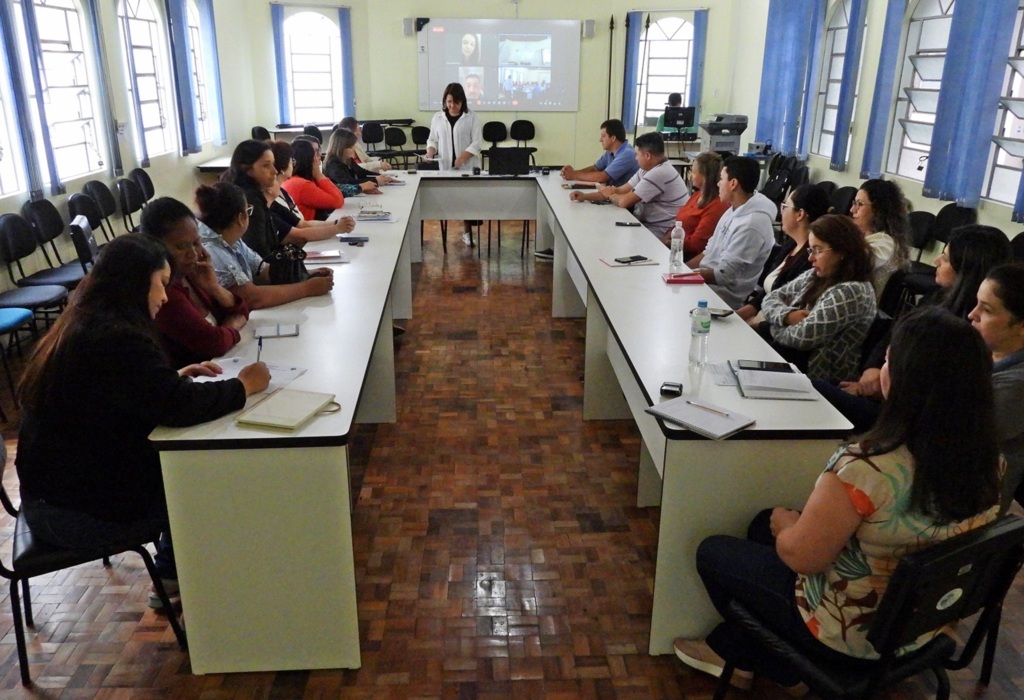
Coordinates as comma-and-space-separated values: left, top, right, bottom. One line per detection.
886, 0, 954, 181
118, 0, 175, 162
810, 0, 865, 161
983, 4, 1024, 205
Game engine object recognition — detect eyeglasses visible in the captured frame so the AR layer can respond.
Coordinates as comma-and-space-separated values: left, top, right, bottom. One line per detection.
780, 203, 793, 210
245, 204, 254, 217
850, 200, 867, 209
807, 246, 832, 257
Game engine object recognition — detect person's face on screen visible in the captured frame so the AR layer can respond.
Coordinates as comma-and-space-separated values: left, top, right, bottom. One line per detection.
148, 262, 171, 319
465, 76, 482, 100
461, 34, 477, 59
162, 217, 201, 276
445, 94, 463, 116
598, 128, 614, 151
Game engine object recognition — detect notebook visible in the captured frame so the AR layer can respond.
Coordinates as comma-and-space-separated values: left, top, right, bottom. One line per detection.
304, 249, 350, 263
645, 395, 755, 440
662, 272, 704, 284
728, 361, 817, 400
235, 388, 336, 431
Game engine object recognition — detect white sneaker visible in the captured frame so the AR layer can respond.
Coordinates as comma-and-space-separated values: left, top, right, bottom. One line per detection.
462, 232, 475, 247
533, 248, 554, 260
148, 578, 180, 610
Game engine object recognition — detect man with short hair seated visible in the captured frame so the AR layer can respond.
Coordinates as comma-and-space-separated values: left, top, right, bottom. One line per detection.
568, 131, 688, 240
688, 156, 777, 309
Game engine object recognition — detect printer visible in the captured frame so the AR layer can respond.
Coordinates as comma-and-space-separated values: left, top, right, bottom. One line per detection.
698, 114, 749, 154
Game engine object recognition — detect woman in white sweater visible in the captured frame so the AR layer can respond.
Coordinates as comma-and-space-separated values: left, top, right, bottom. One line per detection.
425, 82, 483, 247
761, 215, 877, 382
850, 179, 910, 297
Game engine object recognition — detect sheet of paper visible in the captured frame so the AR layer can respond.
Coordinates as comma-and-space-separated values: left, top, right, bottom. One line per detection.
709, 362, 738, 386
193, 358, 307, 393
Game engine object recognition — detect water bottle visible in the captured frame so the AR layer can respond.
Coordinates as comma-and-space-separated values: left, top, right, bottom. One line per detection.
669, 221, 684, 273
689, 300, 711, 366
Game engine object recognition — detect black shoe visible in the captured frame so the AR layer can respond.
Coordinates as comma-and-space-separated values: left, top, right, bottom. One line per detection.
393, 324, 406, 338
534, 248, 553, 260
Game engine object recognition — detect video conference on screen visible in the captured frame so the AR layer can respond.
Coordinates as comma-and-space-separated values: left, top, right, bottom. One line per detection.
417, 19, 581, 113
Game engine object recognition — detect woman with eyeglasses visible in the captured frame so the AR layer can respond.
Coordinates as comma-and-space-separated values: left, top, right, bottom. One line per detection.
850, 179, 910, 298
675, 306, 1001, 694
822, 224, 1013, 433
737, 184, 830, 323
758, 214, 876, 382
266, 139, 354, 241
195, 181, 334, 310
969, 262, 1024, 512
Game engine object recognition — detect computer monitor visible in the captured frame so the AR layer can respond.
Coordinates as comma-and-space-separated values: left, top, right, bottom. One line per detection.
664, 106, 696, 130
488, 147, 531, 176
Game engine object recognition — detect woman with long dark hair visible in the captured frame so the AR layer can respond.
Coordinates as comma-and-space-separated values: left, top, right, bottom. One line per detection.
222, 139, 279, 260
850, 179, 910, 297
667, 151, 729, 258
16, 234, 269, 601
935, 225, 1013, 317
759, 214, 877, 382
674, 306, 1001, 693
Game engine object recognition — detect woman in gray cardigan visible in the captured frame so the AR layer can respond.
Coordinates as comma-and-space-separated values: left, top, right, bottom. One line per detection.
969, 262, 1024, 512
760, 215, 876, 383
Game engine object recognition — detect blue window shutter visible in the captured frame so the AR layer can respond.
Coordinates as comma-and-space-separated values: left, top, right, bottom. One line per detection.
923, 0, 1018, 207
271, 3, 291, 125
689, 10, 708, 126
859, 0, 906, 179
830, 0, 867, 171
84, 0, 123, 175
621, 11, 643, 132
797, 1, 827, 158
196, 0, 226, 146
165, 0, 201, 155
338, 7, 355, 118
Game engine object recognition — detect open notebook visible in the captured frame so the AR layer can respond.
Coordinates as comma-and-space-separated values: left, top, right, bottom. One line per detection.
728, 361, 817, 400
645, 395, 755, 440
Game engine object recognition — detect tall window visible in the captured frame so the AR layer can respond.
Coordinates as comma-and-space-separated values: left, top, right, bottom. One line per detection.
886, 0, 955, 180
0, 69, 21, 195
634, 17, 694, 127
12, 0, 105, 182
185, 0, 211, 143
118, 0, 174, 159
811, 0, 864, 160
984, 4, 1024, 205
283, 11, 343, 124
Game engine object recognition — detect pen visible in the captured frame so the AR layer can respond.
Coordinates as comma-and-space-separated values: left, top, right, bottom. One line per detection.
257, 337, 263, 363
686, 399, 729, 417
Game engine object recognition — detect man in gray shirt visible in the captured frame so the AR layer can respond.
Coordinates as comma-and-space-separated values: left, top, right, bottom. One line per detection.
569, 132, 687, 238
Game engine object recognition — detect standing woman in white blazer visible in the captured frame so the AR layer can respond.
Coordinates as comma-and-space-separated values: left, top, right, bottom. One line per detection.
425, 82, 483, 247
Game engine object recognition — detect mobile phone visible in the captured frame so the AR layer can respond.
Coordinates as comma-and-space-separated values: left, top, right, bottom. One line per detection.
689, 307, 734, 318
614, 255, 648, 264
615, 221, 642, 227
736, 360, 794, 372
660, 381, 683, 397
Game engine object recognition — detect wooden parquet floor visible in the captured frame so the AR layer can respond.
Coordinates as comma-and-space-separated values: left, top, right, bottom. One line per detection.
0, 223, 1020, 698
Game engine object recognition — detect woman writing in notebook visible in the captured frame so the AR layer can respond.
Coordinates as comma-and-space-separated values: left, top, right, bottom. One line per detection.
674, 306, 1001, 694
15, 234, 269, 599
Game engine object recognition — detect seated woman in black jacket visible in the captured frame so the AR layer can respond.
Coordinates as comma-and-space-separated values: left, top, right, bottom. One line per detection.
16, 234, 269, 601
322, 127, 395, 194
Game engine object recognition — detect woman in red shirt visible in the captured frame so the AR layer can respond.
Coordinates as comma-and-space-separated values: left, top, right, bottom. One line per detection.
281, 138, 346, 221
670, 151, 730, 258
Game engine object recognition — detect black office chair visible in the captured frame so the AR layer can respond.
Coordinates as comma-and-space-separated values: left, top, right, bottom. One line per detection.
509, 120, 537, 165
23, 199, 86, 278
906, 210, 938, 275
0, 450, 187, 685
482, 121, 508, 168
69, 215, 101, 274
1012, 232, 1024, 261
815, 180, 837, 198
362, 122, 396, 160
830, 186, 857, 216
384, 127, 410, 168
410, 125, 430, 157
302, 124, 323, 144
68, 193, 110, 246
251, 125, 271, 140
902, 203, 976, 301
714, 515, 1024, 700
82, 180, 119, 240
2, 210, 83, 291
116, 178, 146, 232
129, 167, 156, 206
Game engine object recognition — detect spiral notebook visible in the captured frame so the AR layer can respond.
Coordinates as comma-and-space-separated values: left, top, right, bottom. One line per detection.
236, 388, 336, 431
645, 395, 755, 440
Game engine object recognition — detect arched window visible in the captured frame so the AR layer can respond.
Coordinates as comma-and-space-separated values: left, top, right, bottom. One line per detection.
634, 17, 694, 127
886, 0, 954, 180
282, 11, 344, 124
810, 0, 865, 160
983, 3, 1024, 205
118, 0, 175, 161
13, 0, 106, 182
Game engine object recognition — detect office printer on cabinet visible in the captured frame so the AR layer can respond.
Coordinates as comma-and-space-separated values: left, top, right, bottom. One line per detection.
698, 114, 749, 154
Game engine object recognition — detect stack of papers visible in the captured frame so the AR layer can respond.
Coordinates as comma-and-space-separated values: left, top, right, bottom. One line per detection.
729, 361, 817, 400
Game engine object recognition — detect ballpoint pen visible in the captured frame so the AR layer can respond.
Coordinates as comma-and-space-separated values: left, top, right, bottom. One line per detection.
257, 337, 263, 363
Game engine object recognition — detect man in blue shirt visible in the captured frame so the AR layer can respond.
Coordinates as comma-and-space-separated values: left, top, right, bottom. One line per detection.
559, 119, 639, 187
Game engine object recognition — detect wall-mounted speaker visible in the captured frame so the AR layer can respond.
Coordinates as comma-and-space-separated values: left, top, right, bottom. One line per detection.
583, 19, 596, 38
403, 18, 415, 37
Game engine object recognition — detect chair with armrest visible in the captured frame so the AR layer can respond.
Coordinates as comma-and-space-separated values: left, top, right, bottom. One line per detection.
69, 215, 101, 274
713, 515, 1024, 700
82, 180, 119, 241
0, 450, 187, 685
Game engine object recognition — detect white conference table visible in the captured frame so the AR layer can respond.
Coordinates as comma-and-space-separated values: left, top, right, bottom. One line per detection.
151, 169, 851, 674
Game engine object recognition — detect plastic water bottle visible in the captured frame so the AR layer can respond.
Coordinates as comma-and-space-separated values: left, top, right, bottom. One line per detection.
689, 300, 711, 366
669, 221, 684, 273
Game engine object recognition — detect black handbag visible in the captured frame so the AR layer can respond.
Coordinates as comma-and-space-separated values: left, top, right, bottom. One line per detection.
266, 243, 309, 284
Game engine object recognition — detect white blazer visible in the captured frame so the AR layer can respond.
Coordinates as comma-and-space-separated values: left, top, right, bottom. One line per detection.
426, 110, 482, 171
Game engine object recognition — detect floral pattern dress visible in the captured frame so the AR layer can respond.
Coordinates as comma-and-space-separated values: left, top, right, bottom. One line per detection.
794, 445, 998, 658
